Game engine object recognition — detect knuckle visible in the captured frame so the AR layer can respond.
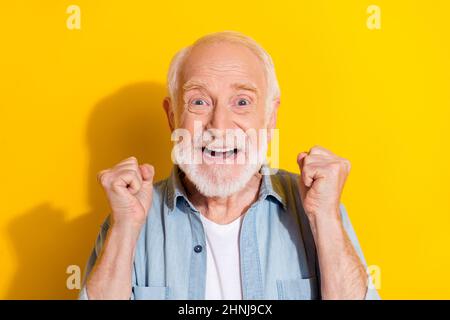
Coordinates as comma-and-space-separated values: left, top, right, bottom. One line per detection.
124, 169, 142, 183
118, 156, 137, 166
310, 145, 322, 153
328, 162, 341, 172
343, 158, 351, 170
97, 170, 109, 186
303, 156, 311, 165
304, 155, 316, 166
121, 168, 136, 177
309, 146, 318, 153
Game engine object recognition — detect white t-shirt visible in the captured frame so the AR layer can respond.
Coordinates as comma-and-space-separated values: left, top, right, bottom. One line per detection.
199, 213, 243, 300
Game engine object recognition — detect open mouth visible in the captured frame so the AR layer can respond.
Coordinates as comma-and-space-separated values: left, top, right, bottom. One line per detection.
201, 146, 239, 159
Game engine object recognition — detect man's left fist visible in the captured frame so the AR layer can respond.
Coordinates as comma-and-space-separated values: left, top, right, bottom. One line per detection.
297, 146, 351, 219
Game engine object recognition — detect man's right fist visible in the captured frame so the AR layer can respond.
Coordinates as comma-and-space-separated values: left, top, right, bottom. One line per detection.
97, 156, 154, 228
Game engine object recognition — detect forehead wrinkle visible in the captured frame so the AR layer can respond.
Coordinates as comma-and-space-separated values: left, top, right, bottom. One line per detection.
181, 62, 265, 95
206, 62, 246, 72
181, 64, 244, 92
187, 62, 250, 75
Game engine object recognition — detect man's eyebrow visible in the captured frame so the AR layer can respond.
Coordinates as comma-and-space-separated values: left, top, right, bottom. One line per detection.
182, 80, 208, 91
231, 82, 259, 94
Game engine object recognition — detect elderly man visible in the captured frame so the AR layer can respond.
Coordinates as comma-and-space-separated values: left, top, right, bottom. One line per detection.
79, 31, 379, 300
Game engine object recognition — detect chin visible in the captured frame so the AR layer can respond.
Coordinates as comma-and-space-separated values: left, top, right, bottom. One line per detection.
180, 162, 260, 198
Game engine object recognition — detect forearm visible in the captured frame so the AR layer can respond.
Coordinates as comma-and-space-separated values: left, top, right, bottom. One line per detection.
309, 211, 368, 300
85, 222, 141, 300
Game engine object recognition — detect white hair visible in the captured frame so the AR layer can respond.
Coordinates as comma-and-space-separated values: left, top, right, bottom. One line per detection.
166, 31, 280, 116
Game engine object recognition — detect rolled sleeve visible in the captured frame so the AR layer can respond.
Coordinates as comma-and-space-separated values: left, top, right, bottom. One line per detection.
78, 286, 89, 300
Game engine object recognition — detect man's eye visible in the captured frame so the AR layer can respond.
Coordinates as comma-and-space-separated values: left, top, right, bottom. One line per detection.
191, 99, 208, 106
237, 99, 250, 106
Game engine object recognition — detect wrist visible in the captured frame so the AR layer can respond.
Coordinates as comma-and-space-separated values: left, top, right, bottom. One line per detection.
109, 220, 143, 242
111, 212, 145, 231
306, 205, 341, 223
306, 207, 343, 237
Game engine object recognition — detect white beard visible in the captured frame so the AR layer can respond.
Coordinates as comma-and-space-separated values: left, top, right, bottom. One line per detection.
179, 160, 262, 198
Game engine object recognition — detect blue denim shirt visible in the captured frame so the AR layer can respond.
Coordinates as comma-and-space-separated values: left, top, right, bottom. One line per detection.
80, 166, 380, 300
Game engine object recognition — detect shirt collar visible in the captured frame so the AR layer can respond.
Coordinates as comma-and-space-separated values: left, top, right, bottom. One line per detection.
166, 165, 193, 212
166, 165, 287, 213
259, 166, 288, 210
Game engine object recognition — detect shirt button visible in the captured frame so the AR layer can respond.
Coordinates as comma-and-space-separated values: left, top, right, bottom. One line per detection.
194, 245, 203, 253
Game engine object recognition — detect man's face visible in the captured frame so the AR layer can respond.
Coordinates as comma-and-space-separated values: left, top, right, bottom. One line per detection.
168, 41, 277, 197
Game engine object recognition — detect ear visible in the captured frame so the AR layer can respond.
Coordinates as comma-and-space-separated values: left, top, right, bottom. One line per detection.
267, 97, 281, 142
163, 97, 176, 132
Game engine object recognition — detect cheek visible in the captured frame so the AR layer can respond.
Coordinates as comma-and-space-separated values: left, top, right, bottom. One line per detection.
236, 115, 268, 141
177, 111, 207, 131
253, 104, 268, 126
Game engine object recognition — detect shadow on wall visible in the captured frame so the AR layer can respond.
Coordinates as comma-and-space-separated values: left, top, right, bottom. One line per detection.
6, 82, 172, 299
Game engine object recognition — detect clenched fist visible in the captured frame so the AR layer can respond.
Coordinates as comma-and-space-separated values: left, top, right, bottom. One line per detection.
97, 156, 154, 228
297, 146, 351, 220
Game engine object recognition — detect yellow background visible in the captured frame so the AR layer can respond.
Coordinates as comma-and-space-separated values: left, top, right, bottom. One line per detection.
1, 0, 449, 299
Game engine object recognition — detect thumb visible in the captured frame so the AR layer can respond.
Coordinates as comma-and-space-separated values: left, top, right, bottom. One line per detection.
136, 164, 154, 212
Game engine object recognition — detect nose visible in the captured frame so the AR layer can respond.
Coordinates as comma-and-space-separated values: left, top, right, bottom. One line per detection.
206, 102, 235, 131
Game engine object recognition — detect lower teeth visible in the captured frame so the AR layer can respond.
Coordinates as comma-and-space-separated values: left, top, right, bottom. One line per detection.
206, 150, 235, 157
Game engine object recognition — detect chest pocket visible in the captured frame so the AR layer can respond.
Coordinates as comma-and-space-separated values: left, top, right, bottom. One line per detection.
132, 286, 169, 300
276, 276, 319, 300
